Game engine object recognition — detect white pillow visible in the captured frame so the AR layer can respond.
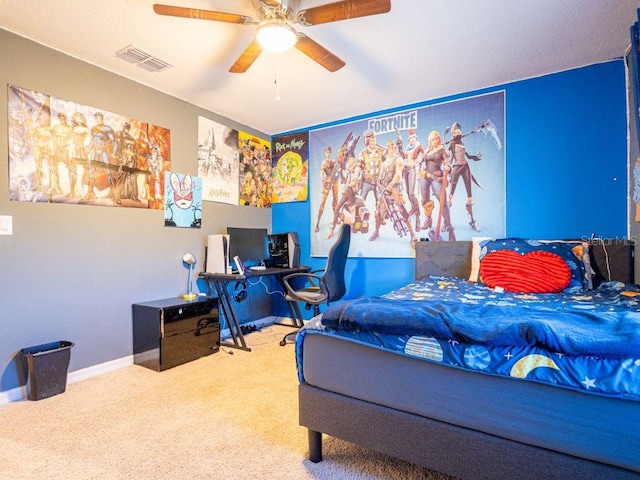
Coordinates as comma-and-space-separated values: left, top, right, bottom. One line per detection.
469, 236, 494, 282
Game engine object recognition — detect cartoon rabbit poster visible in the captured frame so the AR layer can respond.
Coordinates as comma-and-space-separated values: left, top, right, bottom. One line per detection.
164, 171, 202, 228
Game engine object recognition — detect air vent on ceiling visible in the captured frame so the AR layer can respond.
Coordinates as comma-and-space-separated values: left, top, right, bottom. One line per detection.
115, 44, 173, 73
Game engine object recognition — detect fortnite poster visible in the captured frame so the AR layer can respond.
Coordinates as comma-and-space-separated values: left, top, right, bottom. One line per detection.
270, 131, 309, 203
7, 84, 171, 209
197, 116, 239, 205
238, 131, 271, 207
630, 13, 640, 221
309, 91, 505, 258
164, 172, 202, 228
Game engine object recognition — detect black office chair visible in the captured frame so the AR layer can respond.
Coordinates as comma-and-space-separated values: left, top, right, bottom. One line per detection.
279, 224, 351, 346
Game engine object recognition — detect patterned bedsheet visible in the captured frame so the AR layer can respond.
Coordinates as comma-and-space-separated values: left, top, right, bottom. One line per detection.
296, 276, 640, 401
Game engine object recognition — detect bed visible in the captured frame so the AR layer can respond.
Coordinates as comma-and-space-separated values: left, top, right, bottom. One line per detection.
295, 238, 640, 480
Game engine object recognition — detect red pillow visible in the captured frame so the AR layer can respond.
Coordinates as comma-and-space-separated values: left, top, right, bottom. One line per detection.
479, 250, 571, 293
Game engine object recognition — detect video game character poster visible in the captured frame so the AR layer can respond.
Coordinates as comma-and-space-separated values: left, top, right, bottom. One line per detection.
630, 13, 640, 221
238, 131, 271, 208
164, 172, 202, 228
7, 84, 171, 209
197, 116, 239, 205
270, 131, 309, 204
309, 91, 505, 258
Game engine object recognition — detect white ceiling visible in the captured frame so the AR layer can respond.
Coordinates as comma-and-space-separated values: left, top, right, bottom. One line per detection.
1, 1, 638, 135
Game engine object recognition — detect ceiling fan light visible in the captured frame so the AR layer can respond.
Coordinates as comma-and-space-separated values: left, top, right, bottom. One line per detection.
256, 23, 297, 53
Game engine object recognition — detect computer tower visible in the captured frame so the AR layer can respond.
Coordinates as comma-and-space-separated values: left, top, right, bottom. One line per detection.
287, 231, 300, 267
268, 232, 300, 268
206, 234, 230, 274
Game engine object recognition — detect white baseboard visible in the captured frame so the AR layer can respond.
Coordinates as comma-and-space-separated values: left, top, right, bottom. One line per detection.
1, 316, 290, 404
219, 315, 295, 339
0, 385, 26, 404
0, 356, 133, 405
67, 355, 134, 384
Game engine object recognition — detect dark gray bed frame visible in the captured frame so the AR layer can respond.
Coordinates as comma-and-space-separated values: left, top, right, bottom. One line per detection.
299, 240, 638, 480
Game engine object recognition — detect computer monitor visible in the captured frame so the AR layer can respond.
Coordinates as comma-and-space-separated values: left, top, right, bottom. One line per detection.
227, 227, 269, 265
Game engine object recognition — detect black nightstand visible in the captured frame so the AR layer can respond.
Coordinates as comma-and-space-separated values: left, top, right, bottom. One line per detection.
132, 296, 219, 371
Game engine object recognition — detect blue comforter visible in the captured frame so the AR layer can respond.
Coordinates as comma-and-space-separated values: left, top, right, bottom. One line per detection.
321, 290, 640, 359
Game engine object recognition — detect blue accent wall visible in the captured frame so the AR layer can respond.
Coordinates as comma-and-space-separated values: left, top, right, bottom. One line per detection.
273, 60, 628, 303
506, 62, 627, 238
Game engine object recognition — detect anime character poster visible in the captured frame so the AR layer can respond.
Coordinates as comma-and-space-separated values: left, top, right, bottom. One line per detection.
238, 131, 271, 207
310, 91, 505, 258
164, 172, 202, 228
7, 84, 170, 209
270, 132, 309, 203
197, 116, 239, 205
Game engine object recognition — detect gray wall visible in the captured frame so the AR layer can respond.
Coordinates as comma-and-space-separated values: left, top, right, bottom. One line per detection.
0, 29, 271, 394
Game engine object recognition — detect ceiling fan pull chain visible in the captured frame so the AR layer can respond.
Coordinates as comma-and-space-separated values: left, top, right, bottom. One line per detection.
275, 53, 281, 101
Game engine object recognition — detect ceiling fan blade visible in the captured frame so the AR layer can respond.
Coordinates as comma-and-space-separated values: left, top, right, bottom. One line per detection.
295, 34, 345, 72
229, 40, 264, 73
153, 4, 256, 25
297, 0, 391, 26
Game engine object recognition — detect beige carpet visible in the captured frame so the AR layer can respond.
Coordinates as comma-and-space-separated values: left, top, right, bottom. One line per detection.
0, 326, 456, 480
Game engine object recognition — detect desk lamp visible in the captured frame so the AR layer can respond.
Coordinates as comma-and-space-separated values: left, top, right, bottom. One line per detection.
182, 253, 197, 300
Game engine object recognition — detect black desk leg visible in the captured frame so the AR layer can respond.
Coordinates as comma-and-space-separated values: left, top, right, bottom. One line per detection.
272, 274, 305, 328
211, 279, 251, 352
275, 300, 304, 328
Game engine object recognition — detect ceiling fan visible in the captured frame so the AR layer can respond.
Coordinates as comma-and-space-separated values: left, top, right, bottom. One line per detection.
153, 0, 392, 73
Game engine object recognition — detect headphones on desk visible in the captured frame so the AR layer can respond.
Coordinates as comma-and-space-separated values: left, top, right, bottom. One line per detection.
233, 281, 247, 302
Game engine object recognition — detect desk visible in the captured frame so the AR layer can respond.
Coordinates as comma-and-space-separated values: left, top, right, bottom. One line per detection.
201, 266, 309, 351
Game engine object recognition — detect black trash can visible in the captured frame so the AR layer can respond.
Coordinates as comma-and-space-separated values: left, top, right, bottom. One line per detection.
19, 341, 74, 401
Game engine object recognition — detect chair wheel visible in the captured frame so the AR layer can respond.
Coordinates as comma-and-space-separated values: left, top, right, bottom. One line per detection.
279, 339, 287, 346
